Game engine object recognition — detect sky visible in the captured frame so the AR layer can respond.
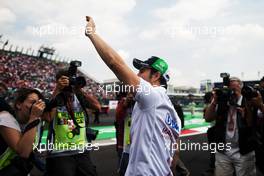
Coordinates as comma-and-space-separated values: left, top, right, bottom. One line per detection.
0, 0, 264, 87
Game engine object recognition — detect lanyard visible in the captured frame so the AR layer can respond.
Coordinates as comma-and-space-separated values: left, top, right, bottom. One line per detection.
228, 107, 236, 131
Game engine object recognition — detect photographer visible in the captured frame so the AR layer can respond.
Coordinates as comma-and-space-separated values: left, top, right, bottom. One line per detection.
203, 91, 215, 176
0, 88, 46, 176
204, 77, 256, 176
46, 69, 101, 176
249, 77, 264, 174
254, 76, 264, 113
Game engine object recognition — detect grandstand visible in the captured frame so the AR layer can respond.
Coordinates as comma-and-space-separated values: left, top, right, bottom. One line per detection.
0, 46, 106, 103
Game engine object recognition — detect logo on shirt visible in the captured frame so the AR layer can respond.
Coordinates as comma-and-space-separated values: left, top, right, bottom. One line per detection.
165, 113, 179, 133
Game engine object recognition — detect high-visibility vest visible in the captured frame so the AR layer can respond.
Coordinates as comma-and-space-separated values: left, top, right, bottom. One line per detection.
123, 107, 133, 152
51, 95, 89, 153
0, 121, 43, 170
0, 147, 16, 170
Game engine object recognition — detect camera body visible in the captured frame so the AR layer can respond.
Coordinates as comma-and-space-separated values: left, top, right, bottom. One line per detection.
214, 73, 237, 115
241, 84, 264, 101
86, 128, 99, 142
68, 60, 86, 88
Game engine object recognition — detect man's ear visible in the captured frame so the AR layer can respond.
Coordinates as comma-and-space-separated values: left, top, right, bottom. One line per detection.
153, 72, 161, 82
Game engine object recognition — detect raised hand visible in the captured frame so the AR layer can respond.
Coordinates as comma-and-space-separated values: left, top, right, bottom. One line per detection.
30, 99, 46, 120
85, 16, 96, 37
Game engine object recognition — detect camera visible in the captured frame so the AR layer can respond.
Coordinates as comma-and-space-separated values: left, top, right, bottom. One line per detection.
214, 73, 237, 115
220, 72, 230, 87
86, 128, 99, 142
241, 85, 258, 100
68, 60, 86, 88
242, 84, 264, 101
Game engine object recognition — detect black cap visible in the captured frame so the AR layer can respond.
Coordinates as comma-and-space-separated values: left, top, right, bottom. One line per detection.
133, 56, 159, 70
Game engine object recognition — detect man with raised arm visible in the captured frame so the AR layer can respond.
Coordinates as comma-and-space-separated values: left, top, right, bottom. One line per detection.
85, 16, 181, 176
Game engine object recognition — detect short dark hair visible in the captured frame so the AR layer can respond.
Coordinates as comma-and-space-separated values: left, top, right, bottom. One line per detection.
0, 98, 15, 116
14, 88, 43, 110
56, 69, 69, 80
150, 68, 168, 89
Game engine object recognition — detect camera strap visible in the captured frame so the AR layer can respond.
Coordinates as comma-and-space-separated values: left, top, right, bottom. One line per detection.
46, 92, 91, 148
75, 92, 90, 126
75, 93, 100, 142
65, 95, 83, 130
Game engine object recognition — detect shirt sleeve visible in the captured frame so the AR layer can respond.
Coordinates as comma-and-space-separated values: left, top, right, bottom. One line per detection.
0, 111, 21, 132
135, 78, 159, 110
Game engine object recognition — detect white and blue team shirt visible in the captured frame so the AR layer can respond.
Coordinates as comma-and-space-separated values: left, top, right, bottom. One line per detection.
125, 78, 181, 176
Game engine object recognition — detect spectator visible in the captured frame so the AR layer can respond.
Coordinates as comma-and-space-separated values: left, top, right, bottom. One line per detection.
203, 91, 215, 176
115, 92, 135, 176
172, 101, 185, 129
171, 101, 190, 176
0, 53, 105, 100
251, 77, 264, 175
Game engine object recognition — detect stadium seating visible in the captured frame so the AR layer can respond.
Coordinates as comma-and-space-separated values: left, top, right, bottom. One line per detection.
0, 51, 113, 104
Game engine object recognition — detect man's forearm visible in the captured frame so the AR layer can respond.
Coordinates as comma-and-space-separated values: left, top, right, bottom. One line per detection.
74, 88, 101, 110
88, 34, 123, 67
84, 93, 101, 111
88, 33, 139, 87
17, 127, 37, 158
204, 103, 217, 122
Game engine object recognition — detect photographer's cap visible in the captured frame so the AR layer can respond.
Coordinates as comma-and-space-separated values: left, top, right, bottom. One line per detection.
133, 56, 170, 81
229, 76, 243, 87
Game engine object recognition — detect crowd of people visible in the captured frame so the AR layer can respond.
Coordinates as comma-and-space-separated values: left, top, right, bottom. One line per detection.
0, 52, 113, 102
0, 54, 58, 93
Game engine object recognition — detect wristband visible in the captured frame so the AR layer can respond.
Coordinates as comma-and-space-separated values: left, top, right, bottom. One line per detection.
24, 118, 41, 133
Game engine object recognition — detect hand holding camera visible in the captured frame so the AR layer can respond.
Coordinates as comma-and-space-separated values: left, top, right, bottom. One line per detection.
30, 99, 46, 120
250, 92, 264, 109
